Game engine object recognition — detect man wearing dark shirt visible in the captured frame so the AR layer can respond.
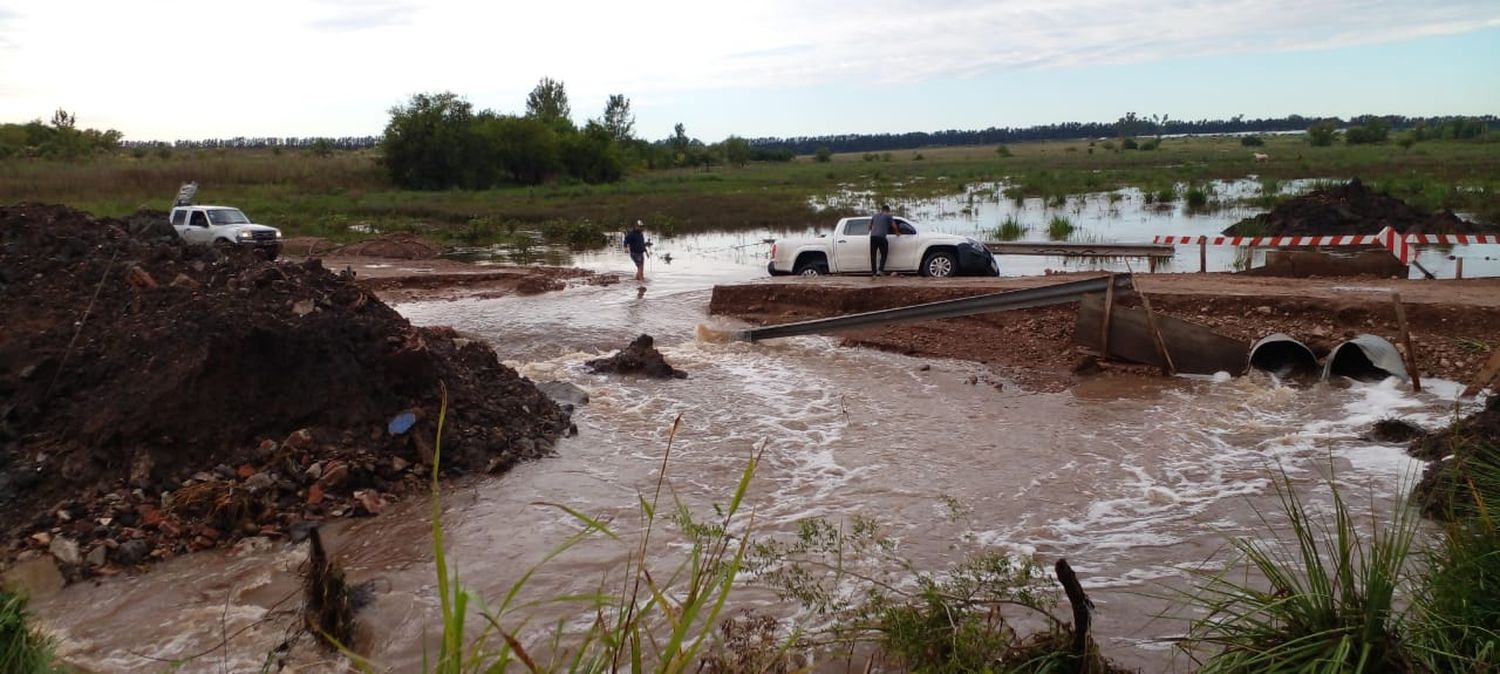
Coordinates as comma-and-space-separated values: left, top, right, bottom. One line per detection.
624, 220, 649, 280
869, 204, 898, 277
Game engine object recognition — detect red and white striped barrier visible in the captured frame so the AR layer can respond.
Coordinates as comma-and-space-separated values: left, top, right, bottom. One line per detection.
1153, 226, 1499, 264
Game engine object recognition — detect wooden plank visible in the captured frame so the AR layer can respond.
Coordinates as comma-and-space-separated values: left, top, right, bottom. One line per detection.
1075, 294, 1249, 375
1391, 293, 1422, 393
1100, 276, 1116, 355
1462, 348, 1500, 398
1137, 289, 1175, 375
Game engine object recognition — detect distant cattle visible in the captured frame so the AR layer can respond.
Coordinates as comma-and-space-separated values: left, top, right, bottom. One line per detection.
1253, 152, 1270, 163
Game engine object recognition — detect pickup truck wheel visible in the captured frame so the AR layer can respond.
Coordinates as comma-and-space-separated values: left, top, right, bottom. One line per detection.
921, 251, 957, 277
794, 262, 829, 276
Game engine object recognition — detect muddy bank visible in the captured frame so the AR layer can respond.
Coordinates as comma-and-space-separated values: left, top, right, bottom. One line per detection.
1223, 178, 1499, 237
0, 204, 572, 582
708, 274, 1500, 391
308, 255, 600, 303
1409, 395, 1500, 520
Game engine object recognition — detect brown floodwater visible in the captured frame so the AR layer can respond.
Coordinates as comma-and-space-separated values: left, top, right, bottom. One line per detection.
26, 270, 1480, 673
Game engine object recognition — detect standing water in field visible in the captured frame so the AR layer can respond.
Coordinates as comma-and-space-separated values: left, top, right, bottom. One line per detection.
25, 250, 1483, 673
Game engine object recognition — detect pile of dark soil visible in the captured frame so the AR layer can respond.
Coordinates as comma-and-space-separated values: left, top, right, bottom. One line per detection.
1409, 395, 1500, 520
0, 204, 571, 580
1223, 178, 1499, 237
586, 335, 688, 379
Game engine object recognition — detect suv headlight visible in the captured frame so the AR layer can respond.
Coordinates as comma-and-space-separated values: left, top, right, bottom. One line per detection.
273, 229, 283, 239
236, 230, 253, 239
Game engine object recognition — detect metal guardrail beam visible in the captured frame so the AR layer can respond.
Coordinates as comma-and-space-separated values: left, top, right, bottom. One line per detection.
736, 274, 1133, 342
985, 241, 1175, 258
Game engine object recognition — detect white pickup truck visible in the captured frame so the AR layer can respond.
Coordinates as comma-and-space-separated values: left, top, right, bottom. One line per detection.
767, 216, 998, 277
168, 205, 283, 260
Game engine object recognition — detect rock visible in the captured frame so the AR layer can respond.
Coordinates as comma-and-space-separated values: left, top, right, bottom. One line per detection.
2, 557, 65, 597
113, 539, 150, 565
284, 428, 315, 451
305, 461, 325, 482
584, 334, 688, 379
255, 439, 279, 458
307, 484, 326, 505
1363, 418, 1428, 445
390, 456, 410, 473
292, 299, 315, 316
918, 364, 932, 372
316, 461, 348, 488
1255, 306, 1273, 315
536, 381, 590, 406
244, 472, 276, 492
125, 265, 158, 289
169, 273, 200, 289
1072, 355, 1102, 376
232, 537, 274, 555
29, 531, 51, 546
237, 464, 257, 479
86, 545, 107, 567
48, 536, 82, 566
352, 489, 386, 516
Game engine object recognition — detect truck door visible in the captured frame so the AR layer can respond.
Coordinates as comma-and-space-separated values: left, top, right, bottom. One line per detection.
886, 219, 921, 271
833, 217, 872, 273
183, 210, 213, 244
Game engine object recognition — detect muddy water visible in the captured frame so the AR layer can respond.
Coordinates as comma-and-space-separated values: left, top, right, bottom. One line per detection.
28, 252, 1485, 673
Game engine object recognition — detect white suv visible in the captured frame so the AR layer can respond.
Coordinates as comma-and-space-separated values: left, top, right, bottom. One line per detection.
168, 205, 283, 260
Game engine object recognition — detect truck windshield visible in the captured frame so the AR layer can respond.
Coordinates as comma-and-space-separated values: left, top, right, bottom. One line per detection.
207, 209, 251, 225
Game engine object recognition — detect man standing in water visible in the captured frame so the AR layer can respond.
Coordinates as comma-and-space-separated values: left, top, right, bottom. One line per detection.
869, 203, 898, 277
624, 220, 649, 281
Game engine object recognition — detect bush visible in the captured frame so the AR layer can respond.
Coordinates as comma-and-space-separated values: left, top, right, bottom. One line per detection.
1240, 135, 1265, 147
1307, 121, 1338, 147
814, 146, 832, 163
1121, 137, 1139, 150
995, 144, 1013, 157
1346, 118, 1391, 145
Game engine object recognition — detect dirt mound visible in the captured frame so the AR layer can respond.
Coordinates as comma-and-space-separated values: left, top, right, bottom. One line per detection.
586, 335, 688, 379
332, 232, 445, 259
0, 204, 571, 579
1223, 179, 1499, 237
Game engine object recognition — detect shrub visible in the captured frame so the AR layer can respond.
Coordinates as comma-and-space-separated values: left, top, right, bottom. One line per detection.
1240, 135, 1265, 147
1, 591, 55, 674
1346, 118, 1391, 145
1047, 215, 1075, 240
995, 144, 1013, 157
1307, 121, 1338, 147
814, 146, 832, 163
1121, 137, 1139, 150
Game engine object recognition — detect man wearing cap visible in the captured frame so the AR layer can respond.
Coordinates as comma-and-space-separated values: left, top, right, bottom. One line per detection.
624, 220, 650, 281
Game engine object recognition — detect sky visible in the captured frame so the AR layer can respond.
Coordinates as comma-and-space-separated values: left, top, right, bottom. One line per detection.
0, 0, 1497, 143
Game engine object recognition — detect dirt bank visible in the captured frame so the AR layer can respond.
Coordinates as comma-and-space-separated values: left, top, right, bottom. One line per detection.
708, 274, 1500, 392
312, 255, 601, 303
1223, 178, 1499, 237
0, 204, 573, 582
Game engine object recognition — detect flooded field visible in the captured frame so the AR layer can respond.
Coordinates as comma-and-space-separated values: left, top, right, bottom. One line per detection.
27, 243, 1485, 672
452, 178, 1498, 280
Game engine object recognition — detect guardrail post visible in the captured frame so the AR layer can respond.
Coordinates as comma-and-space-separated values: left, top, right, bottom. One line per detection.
1198, 239, 1207, 273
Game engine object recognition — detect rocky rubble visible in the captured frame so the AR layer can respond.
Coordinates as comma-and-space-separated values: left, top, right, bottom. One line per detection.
586, 334, 688, 379
0, 203, 573, 582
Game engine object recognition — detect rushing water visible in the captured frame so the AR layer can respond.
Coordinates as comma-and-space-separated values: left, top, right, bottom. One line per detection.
27, 239, 1487, 672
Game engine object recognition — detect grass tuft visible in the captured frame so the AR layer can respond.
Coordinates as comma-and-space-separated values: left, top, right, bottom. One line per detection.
1047, 215, 1075, 240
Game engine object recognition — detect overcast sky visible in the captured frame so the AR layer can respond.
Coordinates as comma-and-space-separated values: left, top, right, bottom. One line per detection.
1, 0, 1496, 143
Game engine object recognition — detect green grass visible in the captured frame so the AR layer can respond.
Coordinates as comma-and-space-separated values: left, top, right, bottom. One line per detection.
995, 216, 1027, 241
1047, 215, 1076, 241
1178, 466, 1422, 673
0, 591, 56, 674
3, 135, 1497, 246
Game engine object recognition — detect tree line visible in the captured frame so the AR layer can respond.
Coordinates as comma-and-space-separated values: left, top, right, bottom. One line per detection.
0, 109, 123, 159
748, 114, 1499, 155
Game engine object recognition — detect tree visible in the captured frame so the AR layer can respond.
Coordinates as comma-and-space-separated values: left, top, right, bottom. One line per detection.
601, 94, 634, 142
381, 91, 487, 189
1306, 121, 1337, 147
814, 146, 832, 162
526, 77, 571, 126
561, 121, 624, 183
1345, 117, 1390, 145
722, 136, 751, 167
481, 114, 560, 186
